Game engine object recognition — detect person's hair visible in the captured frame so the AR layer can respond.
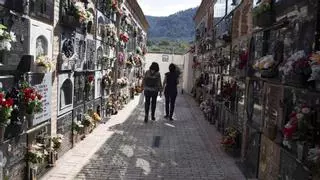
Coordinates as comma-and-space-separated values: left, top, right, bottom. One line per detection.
149, 62, 159, 72
169, 63, 176, 73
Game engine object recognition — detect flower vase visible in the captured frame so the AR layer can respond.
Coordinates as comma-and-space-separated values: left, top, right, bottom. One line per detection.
0, 126, 6, 143
315, 80, 320, 92
35, 66, 47, 73
48, 151, 58, 167
26, 114, 35, 129
28, 163, 38, 180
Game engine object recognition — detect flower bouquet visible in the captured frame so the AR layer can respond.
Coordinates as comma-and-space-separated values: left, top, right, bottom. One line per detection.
0, 24, 16, 51
85, 74, 95, 94
0, 91, 14, 127
119, 32, 129, 43
20, 86, 43, 115
73, 1, 94, 24
134, 55, 142, 67
117, 77, 128, 88
27, 143, 48, 166
253, 55, 277, 78
51, 134, 63, 151
83, 113, 95, 134
73, 120, 84, 135
35, 55, 54, 73
282, 104, 312, 149
221, 127, 239, 149
280, 51, 311, 85
102, 74, 113, 89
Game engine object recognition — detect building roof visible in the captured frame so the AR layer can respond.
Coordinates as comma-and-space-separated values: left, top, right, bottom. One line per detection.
126, 0, 150, 31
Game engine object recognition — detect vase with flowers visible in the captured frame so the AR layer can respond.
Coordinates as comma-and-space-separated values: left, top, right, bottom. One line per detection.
35, 55, 54, 73
85, 75, 95, 99
282, 103, 312, 158
19, 82, 43, 128
280, 51, 311, 86
221, 127, 239, 153
253, 55, 278, 78
0, 24, 16, 52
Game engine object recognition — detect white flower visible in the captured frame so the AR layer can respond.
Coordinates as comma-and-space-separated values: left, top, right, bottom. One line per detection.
296, 113, 304, 120
10, 32, 16, 42
0, 29, 4, 36
301, 107, 310, 114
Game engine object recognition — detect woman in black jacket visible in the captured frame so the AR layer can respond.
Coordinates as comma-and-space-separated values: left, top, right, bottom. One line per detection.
142, 62, 162, 122
163, 63, 179, 121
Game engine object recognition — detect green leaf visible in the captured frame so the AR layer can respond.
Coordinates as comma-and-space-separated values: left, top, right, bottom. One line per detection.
0, 24, 7, 30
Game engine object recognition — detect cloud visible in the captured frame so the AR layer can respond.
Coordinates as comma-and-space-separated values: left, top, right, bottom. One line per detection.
138, 0, 201, 16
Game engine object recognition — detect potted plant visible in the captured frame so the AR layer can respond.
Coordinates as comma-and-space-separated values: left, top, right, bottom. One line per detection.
0, 24, 16, 51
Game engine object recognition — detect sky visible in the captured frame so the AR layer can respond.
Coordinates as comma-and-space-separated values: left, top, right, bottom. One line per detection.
138, 0, 202, 17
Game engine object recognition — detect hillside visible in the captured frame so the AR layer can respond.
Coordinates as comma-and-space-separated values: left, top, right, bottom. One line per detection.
146, 8, 197, 54
146, 8, 197, 41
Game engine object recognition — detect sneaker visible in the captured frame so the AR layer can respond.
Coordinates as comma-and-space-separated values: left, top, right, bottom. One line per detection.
169, 117, 174, 121
144, 117, 148, 123
164, 115, 169, 119
152, 117, 155, 121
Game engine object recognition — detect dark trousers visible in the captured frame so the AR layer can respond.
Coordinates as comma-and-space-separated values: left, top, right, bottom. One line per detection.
165, 92, 177, 118
144, 91, 158, 118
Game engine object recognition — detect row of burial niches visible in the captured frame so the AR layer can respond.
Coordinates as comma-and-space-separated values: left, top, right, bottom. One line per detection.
0, 6, 56, 180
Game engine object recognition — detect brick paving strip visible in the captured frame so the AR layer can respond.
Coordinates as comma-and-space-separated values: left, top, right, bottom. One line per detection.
41, 95, 245, 180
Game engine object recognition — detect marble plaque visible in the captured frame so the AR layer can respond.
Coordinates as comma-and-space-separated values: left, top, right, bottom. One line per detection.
33, 72, 52, 125
57, 112, 72, 157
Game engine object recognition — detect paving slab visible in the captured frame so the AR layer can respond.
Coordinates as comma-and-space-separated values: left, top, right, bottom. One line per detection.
41, 94, 245, 180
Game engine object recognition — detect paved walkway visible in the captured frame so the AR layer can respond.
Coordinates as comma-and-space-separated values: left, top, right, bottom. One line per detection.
41, 94, 245, 180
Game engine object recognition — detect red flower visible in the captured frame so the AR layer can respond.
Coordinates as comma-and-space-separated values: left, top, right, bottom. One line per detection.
289, 112, 297, 118
4, 98, 14, 107
88, 75, 94, 82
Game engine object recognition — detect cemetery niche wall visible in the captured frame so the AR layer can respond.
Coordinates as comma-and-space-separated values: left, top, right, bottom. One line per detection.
194, 0, 320, 179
